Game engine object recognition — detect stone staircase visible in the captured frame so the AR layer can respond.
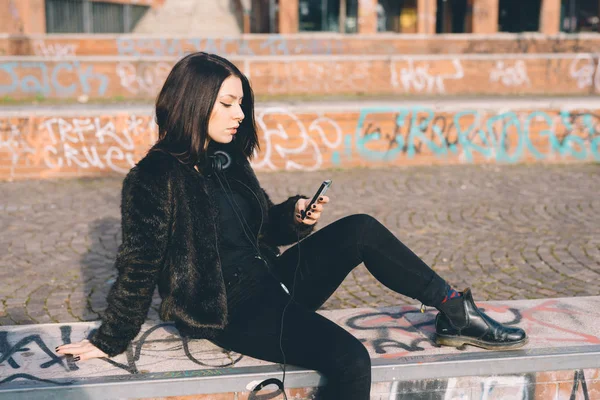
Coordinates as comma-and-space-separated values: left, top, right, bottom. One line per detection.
133, 0, 241, 36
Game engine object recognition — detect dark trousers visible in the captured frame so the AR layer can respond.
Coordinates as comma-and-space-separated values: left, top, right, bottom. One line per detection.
210, 214, 448, 399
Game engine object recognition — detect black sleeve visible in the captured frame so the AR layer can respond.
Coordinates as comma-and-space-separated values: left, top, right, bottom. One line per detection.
261, 189, 315, 246
89, 168, 172, 357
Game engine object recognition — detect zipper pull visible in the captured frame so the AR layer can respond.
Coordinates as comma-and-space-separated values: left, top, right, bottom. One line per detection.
420, 303, 427, 313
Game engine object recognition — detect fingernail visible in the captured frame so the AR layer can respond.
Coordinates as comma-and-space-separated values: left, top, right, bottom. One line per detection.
73, 356, 80, 362
307, 212, 312, 216
319, 197, 323, 201
55, 347, 59, 351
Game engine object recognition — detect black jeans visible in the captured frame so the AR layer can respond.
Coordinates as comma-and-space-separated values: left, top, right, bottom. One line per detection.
210, 214, 448, 399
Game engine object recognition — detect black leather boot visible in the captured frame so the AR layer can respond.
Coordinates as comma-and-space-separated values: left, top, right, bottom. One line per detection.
435, 288, 527, 350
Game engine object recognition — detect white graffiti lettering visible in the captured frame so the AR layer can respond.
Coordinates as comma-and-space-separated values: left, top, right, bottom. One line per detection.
489, 60, 531, 87
32, 40, 78, 58
392, 58, 465, 94
569, 54, 600, 92
39, 115, 156, 174
116, 62, 172, 95
252, 107, 343, 171
250, 61, 371, 95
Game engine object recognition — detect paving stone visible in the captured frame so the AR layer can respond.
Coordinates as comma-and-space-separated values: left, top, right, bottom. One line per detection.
0, 164, 598, 325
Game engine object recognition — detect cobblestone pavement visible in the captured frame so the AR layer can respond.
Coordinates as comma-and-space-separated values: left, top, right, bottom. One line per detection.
0, 164, 599, 326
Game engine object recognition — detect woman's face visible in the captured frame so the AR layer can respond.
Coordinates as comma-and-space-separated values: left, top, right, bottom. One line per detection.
208, 75, 245, 144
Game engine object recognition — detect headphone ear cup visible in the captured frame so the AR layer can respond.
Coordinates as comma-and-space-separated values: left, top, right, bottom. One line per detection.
212, 156, 221, 172
213, 150, 232, 172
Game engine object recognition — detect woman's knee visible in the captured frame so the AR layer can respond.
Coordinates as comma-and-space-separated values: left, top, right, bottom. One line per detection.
338, 213, 379, 234
333, 339, 372, 380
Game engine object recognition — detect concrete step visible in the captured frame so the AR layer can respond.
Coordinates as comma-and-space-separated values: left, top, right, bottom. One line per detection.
1, 53, 599, 102
1, 96, 599, 181
2, 33, 600, 57
0, 296, 599, 398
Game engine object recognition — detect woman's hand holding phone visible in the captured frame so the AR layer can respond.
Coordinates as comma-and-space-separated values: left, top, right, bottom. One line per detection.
295, 180, 332, 225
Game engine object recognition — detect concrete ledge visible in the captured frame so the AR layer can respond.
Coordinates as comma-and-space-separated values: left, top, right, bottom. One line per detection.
1, 33, 600, 57
1, 53, 599, 101
1, 296, 599, 399
1, 99, 599, 181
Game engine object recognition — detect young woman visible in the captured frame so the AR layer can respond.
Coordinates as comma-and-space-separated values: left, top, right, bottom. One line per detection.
56, 52, 527, 399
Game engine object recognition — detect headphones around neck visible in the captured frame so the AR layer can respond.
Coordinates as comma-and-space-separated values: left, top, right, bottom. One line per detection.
209, 150, 232, 173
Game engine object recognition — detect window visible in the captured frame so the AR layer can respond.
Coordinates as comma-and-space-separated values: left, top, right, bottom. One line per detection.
298, 0, 359, 33
378, 0, 418, 33
45, 0, 85, 33
561, 0, 600, 32
436, 0, 469, 33
498, 0, 541, 32
91, 2, 125, 33
45, 0, 150, 33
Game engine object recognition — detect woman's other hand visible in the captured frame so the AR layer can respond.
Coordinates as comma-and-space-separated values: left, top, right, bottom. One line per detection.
295, 196, 329, 225
55, 339, 108, 362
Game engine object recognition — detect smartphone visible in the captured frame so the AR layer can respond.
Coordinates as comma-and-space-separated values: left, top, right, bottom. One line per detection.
301, 180, 332, 220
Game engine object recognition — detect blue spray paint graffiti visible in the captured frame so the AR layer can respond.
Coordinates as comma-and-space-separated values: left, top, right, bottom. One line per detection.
116, 37, 254, 57
115, 36, 343, 57
354, 107, 600, 163
0, 61, 109, 97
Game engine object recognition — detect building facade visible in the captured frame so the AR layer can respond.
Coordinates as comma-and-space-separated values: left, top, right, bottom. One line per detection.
1, 0, 598, 36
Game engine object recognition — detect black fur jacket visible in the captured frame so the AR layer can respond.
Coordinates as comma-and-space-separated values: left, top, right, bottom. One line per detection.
89, 148, 314, 357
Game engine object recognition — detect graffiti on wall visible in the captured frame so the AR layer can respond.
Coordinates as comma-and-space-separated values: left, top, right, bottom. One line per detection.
115, 62, 171, 95
0, 323, 244, 386
570, 54, 600, 93
345, 299, 600, 360
1, 55, 599, 99
32, 40, 78, 58
0, 61, 109, 97
464, 36, 599, 54
489, 60, 531, 87
1, 107, 599, 179
391, 59, 465, 94
1, 299, 599, 399
115, 36, 346, 57
0, 114, 157, 178
249, 60, 372, 95
19, 36, 600, 57
354, 107, 600, 164
386, 369, 597, 399
252, 107, 344, 171
252, 107, 600, 170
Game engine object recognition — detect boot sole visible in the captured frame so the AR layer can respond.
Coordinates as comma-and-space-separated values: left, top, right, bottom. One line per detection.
435, 334, 529, 351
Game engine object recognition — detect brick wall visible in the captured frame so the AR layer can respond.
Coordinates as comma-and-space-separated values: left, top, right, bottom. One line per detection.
1, 105, 598, 181
3, 34, 599, 57
0, 0, 46, 35
1, 54, 599, 101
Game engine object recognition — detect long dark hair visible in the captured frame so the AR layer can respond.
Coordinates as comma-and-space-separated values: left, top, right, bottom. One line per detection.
150, 52, 259, 166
